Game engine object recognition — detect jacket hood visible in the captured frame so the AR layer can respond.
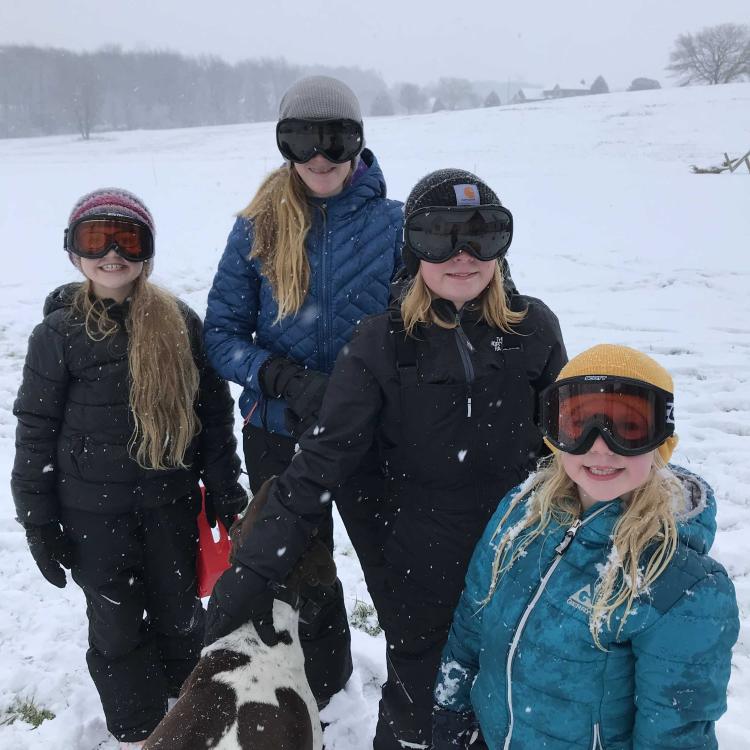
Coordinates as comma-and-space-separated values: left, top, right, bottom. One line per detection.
669, 464, 717, 554
43, 282, 82, 316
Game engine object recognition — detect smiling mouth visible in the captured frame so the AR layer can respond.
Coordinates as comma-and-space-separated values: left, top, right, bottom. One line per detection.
584, 466, 625, 479
308, 165, 336, 175
446, 272, 477, 278
99, 264, 127, 271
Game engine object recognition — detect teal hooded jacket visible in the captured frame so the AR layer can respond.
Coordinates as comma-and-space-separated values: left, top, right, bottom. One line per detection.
435, 465, 739, 749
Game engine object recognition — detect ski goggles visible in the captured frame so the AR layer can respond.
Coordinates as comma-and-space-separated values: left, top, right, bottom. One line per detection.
540, 375, 675, 456
64, 217, 154, 262
403, 205, 513, 264
276, 118, 363, 164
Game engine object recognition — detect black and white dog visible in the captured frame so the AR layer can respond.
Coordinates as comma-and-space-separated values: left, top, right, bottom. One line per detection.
144, 481, 335, 750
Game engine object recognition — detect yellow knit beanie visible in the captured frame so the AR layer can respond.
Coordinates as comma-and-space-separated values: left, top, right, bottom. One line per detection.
552, 344, 678, 462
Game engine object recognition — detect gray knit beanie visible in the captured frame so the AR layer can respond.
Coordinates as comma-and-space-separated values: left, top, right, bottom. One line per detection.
278, 76, 362, 124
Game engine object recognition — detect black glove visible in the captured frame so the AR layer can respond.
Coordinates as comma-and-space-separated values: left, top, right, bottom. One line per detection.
259, 357, 328, 436
432, 706, 480, 749
204, 483, 248, 533
283, 408, 319, 440
204, 561, 275, 646
25, 522, 74, 589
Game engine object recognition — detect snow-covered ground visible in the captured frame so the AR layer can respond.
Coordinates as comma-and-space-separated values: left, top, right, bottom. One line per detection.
0, 82, 748, 748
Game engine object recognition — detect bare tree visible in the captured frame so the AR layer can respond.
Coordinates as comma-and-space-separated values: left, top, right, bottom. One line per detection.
667, 23, 750, 85
434, 77, 479, 110
398, 82, 427, 114
370, 91, 395, 116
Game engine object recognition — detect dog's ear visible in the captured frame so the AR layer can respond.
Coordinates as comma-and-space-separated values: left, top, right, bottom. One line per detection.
229, 476, 276, 564
306, 539, 337, 587
287, 538, 337, 592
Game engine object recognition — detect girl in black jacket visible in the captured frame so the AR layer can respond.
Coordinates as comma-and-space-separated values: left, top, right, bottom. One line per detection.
205, 170, 567, 749
11, 188, 246, 748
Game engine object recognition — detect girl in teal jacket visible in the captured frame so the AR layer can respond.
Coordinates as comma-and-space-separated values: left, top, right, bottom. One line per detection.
433, 344, 739, 749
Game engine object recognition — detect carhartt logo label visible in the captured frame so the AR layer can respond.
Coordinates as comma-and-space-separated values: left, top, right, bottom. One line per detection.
567, 584, 593, 614
491, 336, 504, 351
454, 184, 481, 206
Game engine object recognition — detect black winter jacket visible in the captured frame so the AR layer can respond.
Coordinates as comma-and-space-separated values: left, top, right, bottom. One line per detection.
11, 283, 242, 524
231, 293, 566, 606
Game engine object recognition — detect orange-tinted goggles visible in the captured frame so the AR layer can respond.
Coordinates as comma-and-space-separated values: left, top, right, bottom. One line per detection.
65, 218, 154, 262
540, 375, 674, 456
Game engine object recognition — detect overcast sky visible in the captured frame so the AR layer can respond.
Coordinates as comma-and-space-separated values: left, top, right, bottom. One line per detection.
1, 0, 747, 90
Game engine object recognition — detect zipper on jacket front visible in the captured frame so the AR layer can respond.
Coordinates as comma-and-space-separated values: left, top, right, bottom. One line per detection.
318, 204, 330, 370
502, 504, 612, 750
453, 312, 475, 417
591, 722, 604, 750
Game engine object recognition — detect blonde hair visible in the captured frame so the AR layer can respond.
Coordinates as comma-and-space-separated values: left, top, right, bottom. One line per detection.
241, 164, 351, 321
72, 272, 201, 470
400, 262, 526, 335
485, 452, 680, 649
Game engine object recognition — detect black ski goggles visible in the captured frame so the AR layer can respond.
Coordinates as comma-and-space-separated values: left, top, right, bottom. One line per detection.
540, 375, 675, 456
403, 205, 513, 264
64, 217, 154, 262
276, 118, 363, 164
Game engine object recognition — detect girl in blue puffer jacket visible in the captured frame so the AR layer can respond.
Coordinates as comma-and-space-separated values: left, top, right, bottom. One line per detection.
433, 344, 739, 749
203, 75, 403, 706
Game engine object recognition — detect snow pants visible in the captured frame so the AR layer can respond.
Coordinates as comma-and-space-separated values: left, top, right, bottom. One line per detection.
243, 423, 353, 706
368, 570, 456, 750
61, 493, 204, 743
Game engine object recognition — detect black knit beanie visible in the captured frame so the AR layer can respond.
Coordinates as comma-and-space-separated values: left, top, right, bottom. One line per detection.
402, 168, 502, 276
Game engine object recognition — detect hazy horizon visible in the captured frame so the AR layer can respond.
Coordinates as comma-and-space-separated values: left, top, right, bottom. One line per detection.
1, 0, 747, 90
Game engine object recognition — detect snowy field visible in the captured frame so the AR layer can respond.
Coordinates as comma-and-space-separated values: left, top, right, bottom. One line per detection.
0, 82, 748, 748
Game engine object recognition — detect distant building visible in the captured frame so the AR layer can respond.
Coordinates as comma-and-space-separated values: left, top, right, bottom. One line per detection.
542, 83, 591, 99
510, 88, 546, 104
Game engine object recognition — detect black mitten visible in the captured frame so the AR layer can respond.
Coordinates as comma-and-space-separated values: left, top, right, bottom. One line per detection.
259, 357, 328, 434
204, 562, 275, 646
25, 522, 74, 589
432, 706, 480, 749
205, 483, 248, 533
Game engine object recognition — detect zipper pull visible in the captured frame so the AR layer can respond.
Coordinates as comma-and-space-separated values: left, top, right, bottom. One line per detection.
555, 519, 582, 555
455, 315, 475, 353
466, 383, 473, 418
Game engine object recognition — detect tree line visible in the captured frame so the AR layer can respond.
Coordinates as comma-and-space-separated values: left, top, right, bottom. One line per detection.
2, 23, 747, 140
0, 46, 507, 139
0, 46, 392, 139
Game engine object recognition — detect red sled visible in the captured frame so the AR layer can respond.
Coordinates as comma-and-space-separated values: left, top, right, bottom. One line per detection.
196, 485, 232, 598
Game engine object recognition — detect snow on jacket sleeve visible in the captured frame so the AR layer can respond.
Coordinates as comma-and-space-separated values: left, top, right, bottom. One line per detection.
204, 217, 272, 391
435, 488, 522, 713
11, 317, 69, 526
183, 305, 242, 495
631, 565, 739, 749
231, 316, 385, 582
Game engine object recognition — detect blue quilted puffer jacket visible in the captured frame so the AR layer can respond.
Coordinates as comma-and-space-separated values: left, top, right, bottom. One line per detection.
435, 465, 739, 749
204, 149, 403, 435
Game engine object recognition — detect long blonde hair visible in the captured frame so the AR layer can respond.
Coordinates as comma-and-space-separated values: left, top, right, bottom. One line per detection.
72, 271, 201, 470
242, 164, 350, 321
400, 262, 526, 335
485, 453, 680, 649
